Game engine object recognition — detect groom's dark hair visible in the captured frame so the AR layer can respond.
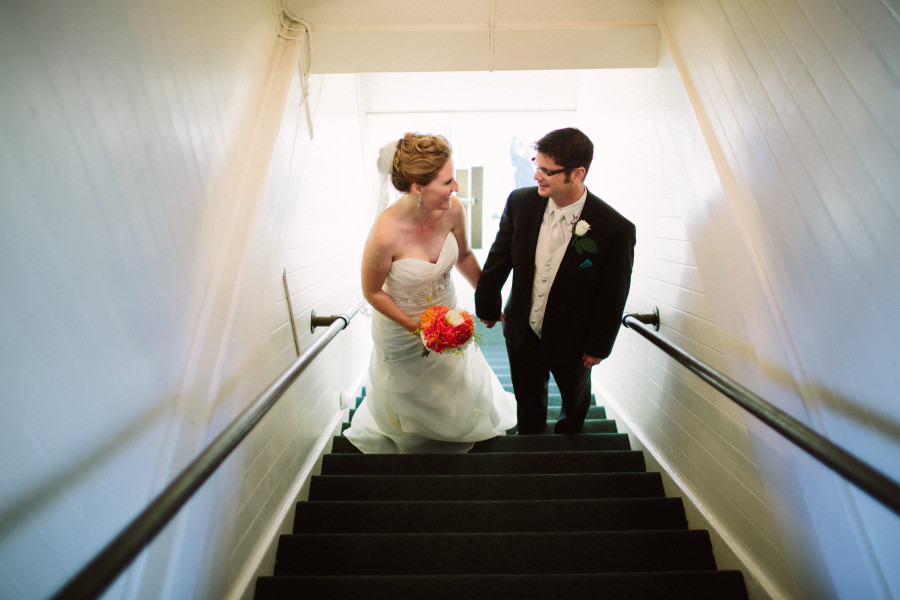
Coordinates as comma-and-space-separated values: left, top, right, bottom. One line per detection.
535, 128, 594, 177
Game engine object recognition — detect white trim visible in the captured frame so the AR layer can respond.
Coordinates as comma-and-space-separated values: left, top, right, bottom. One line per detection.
594, 387, 790, 600
223, 410, 344, 600
345, 356, 368, 400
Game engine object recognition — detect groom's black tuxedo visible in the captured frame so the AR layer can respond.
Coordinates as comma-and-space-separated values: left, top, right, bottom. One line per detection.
475, 186, 635, 433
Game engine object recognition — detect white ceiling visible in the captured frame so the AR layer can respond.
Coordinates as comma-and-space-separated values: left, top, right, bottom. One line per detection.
282, 0, 662, 73
360, 70, 583, 114
284, 0, 662, 30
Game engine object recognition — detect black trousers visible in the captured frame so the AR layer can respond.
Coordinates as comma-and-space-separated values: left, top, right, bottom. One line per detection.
507, 327, 592, 434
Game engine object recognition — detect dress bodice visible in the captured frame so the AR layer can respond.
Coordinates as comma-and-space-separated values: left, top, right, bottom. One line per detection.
384, 232, 458, 310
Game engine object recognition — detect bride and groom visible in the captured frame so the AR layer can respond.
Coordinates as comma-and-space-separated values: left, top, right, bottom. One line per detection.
344, 128, 636, 454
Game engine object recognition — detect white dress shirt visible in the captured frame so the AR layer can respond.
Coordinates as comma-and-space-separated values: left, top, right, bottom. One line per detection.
530, 190, 588, 337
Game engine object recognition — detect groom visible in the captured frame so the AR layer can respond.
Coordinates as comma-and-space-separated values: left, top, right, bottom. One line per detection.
475, 128, 635, 434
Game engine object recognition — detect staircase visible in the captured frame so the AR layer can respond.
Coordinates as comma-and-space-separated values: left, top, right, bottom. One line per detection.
255, 326, 748, 599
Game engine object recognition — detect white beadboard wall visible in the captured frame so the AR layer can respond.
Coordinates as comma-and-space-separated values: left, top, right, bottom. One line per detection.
0, 2, 369, 599
4, 1, 899, 599
581, 1, 900, 599
578, 68, 788, 600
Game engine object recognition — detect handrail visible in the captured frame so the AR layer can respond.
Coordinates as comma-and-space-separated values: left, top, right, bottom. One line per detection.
52, 301, 364, 600
623, 310, 900, 518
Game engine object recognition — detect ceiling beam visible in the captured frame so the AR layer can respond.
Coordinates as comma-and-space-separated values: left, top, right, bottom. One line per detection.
307, 26, 660, 73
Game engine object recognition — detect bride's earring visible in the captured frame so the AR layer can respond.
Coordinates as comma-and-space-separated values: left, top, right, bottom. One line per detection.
417, 194, 423, 208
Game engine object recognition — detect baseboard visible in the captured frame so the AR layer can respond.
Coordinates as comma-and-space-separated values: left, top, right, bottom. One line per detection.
224, 410, 344, 600
594, 388, 790, 600
340, 363, 368, 414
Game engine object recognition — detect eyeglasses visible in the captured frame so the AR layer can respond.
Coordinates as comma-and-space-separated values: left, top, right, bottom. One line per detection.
531, 157, 569, 178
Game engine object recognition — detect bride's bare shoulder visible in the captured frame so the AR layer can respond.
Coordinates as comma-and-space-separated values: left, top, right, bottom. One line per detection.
368, 209, 407, 249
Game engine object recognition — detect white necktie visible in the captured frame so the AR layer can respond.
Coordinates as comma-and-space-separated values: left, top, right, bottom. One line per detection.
549, 210, 567, 252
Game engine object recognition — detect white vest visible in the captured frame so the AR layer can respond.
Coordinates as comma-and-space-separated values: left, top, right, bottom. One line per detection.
529, 191, 587, 337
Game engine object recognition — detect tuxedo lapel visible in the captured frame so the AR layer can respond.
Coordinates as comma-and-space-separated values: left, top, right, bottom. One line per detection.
504, 192, 547, 291
524, 195, 548, 253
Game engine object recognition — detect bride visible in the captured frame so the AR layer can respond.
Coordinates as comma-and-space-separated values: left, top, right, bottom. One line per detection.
344, 133, 517, 453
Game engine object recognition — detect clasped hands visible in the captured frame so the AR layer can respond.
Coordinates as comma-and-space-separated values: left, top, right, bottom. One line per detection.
479, 314, 503, 329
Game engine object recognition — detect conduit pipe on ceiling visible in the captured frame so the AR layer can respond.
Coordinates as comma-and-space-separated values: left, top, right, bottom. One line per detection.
277, 9, 314, 139
489, 0, 497, 71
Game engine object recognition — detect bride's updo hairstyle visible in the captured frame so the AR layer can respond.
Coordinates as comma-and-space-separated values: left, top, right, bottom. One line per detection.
390, 133, 452, 193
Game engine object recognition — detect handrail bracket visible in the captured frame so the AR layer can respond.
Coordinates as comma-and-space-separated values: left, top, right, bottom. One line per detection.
624, 306, 659, 331
310, 310, 351, 333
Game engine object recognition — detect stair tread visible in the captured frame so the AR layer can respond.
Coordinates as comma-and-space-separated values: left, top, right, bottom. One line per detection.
332, 430, 626, 453
471, 431, 623, 450
293, 498, 688, 533
257, 571, 749, 600
309, 472, 665, 501
258, 364, 748, 598
273, 530, 718, 575
346, 406, 606, 422
321, 450, 646, 474
340, 418, 616, 437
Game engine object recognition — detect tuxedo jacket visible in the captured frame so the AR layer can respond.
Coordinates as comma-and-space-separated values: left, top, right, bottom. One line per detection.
475, 187, 636, 360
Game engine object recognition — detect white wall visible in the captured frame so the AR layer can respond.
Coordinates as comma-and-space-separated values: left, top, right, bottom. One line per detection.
580, 67, 792, 600
4, 0, 898, 598
0, 2, 370, 598
205, 71, 371, 600
586, 1, 900, 599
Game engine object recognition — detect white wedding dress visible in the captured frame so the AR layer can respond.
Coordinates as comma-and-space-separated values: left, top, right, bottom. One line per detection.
344, 232, 517, 453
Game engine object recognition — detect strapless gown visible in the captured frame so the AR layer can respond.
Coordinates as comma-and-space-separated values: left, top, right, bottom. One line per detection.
344, 232, 517, 453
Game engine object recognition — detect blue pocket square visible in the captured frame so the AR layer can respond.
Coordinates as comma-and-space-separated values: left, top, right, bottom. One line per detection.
578, 259, 593, 269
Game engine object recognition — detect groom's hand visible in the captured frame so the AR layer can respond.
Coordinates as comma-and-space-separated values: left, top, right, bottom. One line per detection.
582, 353, 602, 368
480, 314, 504, 328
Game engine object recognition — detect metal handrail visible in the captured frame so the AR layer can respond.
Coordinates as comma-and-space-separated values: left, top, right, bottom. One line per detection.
623, 310, 900, 518
52, 301, 364, 600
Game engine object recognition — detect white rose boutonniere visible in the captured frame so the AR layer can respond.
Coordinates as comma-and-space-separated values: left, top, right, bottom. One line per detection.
574, 220, 591, 236
570, 218, 598, 254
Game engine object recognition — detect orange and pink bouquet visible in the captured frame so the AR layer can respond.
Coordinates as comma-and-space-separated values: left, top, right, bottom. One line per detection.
414, 303, 480, 357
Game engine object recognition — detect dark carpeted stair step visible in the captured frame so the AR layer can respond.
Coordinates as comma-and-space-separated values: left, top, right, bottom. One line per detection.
308, 472, 665, 501
292, 498, 689, 534
256, 571, 749, 599
256, 346, 748, 599
272, 530, 718, 576
321, 450, 645, 475
505, 418, 615, 435
549, 404, 605, 418
331, 429, 625, 453
344, 403, 604, 425
341, 413, 611, 436
470, 430, 624, 451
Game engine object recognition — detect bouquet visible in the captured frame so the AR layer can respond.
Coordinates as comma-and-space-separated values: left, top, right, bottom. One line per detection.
414, 302, 480, 357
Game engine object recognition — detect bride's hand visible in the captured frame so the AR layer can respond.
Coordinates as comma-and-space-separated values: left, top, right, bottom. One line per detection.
405, 318, 421, 334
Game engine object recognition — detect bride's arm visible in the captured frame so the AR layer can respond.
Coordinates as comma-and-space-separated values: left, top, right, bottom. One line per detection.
449, 197, 482, 289
361, 223, 421, 333
456, 251, 481, 289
